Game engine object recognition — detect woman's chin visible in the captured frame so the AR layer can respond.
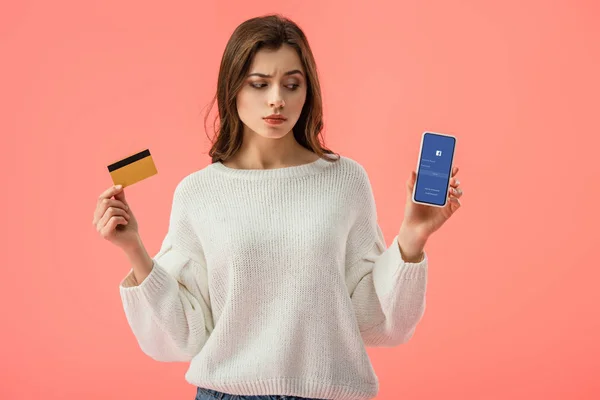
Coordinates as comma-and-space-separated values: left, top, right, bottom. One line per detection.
255, 124, 292, 138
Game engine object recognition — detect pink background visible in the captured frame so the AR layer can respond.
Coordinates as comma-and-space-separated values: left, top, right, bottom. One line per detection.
2, 0, 599, 399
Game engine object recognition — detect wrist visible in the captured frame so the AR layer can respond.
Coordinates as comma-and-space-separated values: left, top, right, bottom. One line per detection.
398, 225, 427, 262
122, 235, 146, 259
122, 236, 153, 284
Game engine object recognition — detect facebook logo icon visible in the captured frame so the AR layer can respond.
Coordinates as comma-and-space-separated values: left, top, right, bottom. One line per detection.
436, 150, 442, 156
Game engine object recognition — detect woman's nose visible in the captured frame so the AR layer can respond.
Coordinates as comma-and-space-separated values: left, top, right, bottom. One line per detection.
268, 88, 286, 108
269, 98, 285, 108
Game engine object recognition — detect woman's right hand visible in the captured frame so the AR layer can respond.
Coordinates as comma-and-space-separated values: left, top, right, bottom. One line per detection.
93, 185, 140, 250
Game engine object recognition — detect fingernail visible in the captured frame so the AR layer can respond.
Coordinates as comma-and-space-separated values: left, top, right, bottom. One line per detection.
115, 185, 122, 189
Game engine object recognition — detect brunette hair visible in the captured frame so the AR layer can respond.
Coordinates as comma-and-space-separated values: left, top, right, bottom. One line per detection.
203, 14, 339, 164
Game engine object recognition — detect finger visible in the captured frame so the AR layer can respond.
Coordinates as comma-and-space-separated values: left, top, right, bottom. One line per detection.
97, 206, 130, 229
451, 166, 459, 177
102, 198, 128, 210
100, 216, 128, 238
98, 185, 124, 203
93, 198, 128, 224
98, 214, 129, 236
449, 196, 461, 207
450, 176, 461, 187
448, 187, 463, 197
105, 206, 130, 221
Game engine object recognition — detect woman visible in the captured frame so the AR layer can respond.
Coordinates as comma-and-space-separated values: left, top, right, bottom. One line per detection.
93, 14, 463, 400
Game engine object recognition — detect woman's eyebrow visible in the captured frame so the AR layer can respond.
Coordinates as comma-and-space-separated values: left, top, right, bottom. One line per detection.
247, 70, 304, 78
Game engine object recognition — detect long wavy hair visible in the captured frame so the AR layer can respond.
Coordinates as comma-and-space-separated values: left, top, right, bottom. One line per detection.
203, 14, 339, 164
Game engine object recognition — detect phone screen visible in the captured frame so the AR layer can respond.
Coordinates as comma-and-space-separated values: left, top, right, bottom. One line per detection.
414, 133, 456, 206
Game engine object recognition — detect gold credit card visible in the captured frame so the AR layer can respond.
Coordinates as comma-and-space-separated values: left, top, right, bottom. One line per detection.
107, 149, 158, 188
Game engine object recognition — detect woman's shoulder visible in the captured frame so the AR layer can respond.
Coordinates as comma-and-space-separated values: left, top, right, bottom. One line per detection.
331, 154, 370, 180
169, 164, 216, 200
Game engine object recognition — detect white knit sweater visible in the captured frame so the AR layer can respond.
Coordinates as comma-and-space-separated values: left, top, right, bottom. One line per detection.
119, 155, 428, 400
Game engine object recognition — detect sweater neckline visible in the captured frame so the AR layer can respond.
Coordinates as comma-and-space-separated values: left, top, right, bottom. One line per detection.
210, 156, 334, 179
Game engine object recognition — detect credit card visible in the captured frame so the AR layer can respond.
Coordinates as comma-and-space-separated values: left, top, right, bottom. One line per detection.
107, 149, 158, 188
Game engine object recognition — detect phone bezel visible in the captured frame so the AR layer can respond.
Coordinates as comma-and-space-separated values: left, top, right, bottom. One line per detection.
412, 131, 457, 208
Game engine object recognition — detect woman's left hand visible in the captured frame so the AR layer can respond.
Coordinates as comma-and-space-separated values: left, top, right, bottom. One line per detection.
400, 166, 463, 241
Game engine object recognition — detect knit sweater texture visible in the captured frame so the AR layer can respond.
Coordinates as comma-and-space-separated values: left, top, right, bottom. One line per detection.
119, 155, 428, 400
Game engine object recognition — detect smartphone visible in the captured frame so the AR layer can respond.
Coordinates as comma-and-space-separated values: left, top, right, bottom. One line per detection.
412, 131, 457, 208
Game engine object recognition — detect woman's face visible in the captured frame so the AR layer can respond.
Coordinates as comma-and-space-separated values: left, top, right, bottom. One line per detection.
236, 44, 307, 139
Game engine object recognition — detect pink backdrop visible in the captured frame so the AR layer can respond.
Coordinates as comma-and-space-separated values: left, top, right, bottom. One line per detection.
2, 1, 599, 399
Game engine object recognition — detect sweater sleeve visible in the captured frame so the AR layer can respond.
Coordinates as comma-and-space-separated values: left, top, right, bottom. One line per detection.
345, 166, 428, 347
118, 180, 213, 362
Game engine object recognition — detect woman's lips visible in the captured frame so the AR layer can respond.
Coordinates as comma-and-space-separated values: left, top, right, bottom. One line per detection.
264, 119, 285, 125
264, 116, 286, 125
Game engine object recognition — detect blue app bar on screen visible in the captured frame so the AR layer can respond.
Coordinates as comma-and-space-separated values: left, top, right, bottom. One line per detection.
414, 133, 456, 206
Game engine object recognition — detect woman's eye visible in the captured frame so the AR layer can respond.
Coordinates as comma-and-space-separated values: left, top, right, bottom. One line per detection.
249, 83, 300, 90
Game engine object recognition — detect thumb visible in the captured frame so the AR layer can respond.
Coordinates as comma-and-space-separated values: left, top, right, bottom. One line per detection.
114, 186, 128, 205
406, 170, 416, 193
